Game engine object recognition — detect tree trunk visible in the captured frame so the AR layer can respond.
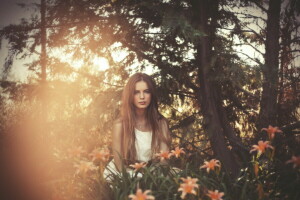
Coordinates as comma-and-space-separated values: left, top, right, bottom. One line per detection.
278, 4, 294, 126
191, 0, 241, 178
40, 0, 48, 132
38, 0, 48, 135
257, 0, 281, 130
41, 0, 47, 84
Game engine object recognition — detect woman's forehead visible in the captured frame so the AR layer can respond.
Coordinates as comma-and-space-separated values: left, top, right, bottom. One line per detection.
135, 81, 149, 90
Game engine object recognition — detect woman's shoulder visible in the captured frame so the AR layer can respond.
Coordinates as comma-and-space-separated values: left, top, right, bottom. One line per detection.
113, 118, 123, 125
113, 117, 123, 124
112, 118, 123, 132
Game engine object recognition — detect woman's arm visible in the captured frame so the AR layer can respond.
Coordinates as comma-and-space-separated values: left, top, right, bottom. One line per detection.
160, 118, 171, 152
112, 119, 123, 171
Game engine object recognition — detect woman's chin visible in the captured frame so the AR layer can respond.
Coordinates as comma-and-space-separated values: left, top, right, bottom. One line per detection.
135, 105, 149, 110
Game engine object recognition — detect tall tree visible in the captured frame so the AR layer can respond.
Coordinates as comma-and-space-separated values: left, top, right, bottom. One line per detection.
235, 0, 300, 130
0, 1, 49, 114
44, 0, 252, 178
40, 0, 48, 127
257, 0, 281, 130
191, 0, 243, 177
277, 0, 300, 126
4, 0, 300, 180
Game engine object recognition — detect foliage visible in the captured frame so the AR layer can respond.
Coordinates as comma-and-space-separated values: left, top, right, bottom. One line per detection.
44, 140, 299, 200
1, 0, 300, 199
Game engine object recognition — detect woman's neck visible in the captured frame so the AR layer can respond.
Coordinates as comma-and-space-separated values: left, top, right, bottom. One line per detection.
135, 108, 148, 129
135, 108, 146, 119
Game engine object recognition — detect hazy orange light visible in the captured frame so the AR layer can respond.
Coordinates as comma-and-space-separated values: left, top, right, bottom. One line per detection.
71, 59, 84, 69
92, 57, 109, 71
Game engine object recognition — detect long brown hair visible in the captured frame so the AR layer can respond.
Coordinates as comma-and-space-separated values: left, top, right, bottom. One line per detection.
120, 73, 169, 164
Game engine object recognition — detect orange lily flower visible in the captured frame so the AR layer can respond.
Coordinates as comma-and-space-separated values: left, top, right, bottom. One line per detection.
286, 156, 300, 168
68, 146, 85, 158
250, 140, 274, 154
130, 162, 147, 172
261, 125, 283, 139
178, 176, 199, 199
74, 161, 97, 174
180, 176, 198, 185
200, 159, 221, 173
90, 148, 110, 162
155, 150, 171, 161
128, 188, 155, 200
171, 147, 186, 158
206, 190, 224, 200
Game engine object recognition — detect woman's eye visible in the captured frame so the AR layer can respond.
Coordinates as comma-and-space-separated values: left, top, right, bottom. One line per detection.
134, 91, 139, 94
145, 90, 150, 93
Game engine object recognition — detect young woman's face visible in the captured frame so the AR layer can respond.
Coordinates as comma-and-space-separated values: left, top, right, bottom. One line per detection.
133, 81, 151, 109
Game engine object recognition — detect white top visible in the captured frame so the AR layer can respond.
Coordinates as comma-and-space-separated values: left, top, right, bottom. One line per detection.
103, 128, 152, 180
134, 128, 152, 162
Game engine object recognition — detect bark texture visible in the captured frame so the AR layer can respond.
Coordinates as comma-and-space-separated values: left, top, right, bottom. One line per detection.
257, 0, 281, 130
191, 0, 242, 178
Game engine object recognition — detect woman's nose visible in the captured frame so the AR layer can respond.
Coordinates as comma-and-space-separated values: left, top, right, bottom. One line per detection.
140, 92, 145, 99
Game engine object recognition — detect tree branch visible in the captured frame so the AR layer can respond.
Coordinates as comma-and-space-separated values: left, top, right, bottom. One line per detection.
168, 90, 196, 99
281, 121, 300, 134
287, 49, 300, 53
234, 12, 267, 22
170, 115, 196, 131
251, 1, 268, 12
244, 40, 264, 56
234, 50, 263, 65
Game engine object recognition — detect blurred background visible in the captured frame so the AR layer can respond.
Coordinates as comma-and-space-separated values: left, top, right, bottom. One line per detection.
0, 0, 299, 199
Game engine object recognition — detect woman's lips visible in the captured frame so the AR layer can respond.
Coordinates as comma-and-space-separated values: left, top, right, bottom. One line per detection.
139, 102, 146, 105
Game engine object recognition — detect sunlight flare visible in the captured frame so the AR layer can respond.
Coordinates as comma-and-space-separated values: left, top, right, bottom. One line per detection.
92, 57, 109, 71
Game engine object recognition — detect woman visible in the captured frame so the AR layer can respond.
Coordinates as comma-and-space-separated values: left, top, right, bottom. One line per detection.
104, 73, 171, 179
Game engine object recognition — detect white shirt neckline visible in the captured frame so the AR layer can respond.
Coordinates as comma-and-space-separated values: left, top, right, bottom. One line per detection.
134, 127, 152, 133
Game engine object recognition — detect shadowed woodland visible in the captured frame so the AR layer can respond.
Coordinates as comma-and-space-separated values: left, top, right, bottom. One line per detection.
0, 0, 300, 199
